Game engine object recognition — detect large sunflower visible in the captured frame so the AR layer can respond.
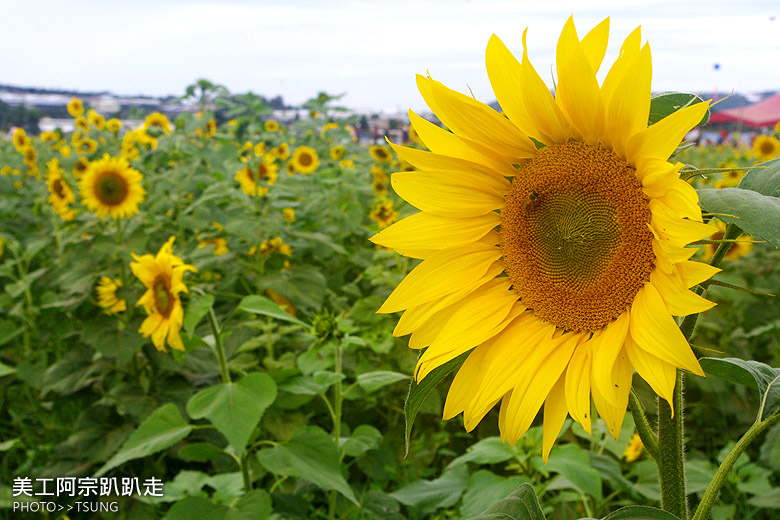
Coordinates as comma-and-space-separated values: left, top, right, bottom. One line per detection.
79, 154, 145, 219
372, 17, 720, 461
130, 236, 197, 352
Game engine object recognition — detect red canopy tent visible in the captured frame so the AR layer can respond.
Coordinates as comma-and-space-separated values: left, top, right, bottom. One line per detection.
709, 92, 780, 128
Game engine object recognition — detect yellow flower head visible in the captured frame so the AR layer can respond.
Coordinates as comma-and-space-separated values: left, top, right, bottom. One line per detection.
371, 166, 389, 184
753, 135, 780, 161
235, 161, 277, 196
143, 112, 171, 134
75, 116, 90, 133
75, 138, 98, 154
205, 118, 217, 137
106, 118, 122, 133
88, 110, 106, 131
265, 120, 280, 132
283, 208, 295, 222
369, 199, 399, 229
702, 219, 753, 261
259, 237, 292, 256
60, 145, 72, 158
286, 161, 297, 175
340, 159, 355, 170
12, 128, 30, 150
45, 158, 76, 215
254, 142, 267, 156
130, 236, 197, 351
624, 433, 644, 462
73, 156, 90, 178
371, 18, 720, 462
79, 154, 146, 219
330, 145, 345, 160
21, 145, 37, 166
67, 98, 84, 117
197, 237, 229, 256
291, 145, 319, 174
372, 179, 388, 197
369, 144, 393, 163
277, 142, 291, 160
96, 276, 127, 315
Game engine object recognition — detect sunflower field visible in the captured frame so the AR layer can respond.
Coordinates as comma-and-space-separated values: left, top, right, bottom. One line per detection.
2, 18, 780, 520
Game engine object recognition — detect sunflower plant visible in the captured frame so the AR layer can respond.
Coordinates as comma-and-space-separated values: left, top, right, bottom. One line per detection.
374, 17, 780, 520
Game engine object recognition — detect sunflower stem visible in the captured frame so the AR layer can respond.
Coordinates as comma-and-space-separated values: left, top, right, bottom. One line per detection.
628, 390, 659, 462
692, 413, 780, 520
328, 339, 344, 520
658, 370, 688, 519
207, 307, 231, 384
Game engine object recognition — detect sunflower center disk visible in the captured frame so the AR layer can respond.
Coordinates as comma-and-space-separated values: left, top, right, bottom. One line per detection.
96, 171, 130, 206
500, 141, 655, 333
153, 277, 173, 316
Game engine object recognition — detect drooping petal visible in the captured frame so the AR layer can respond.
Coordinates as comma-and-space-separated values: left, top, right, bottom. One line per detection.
591, 347, 632, 439
624, 334, 677, 414
564, 340, 593, 433
542, 373, 569, 463
628, 283, 705, 376
443, 345, 492, 420
650, 269, 716, 316
590, 312, 630, 408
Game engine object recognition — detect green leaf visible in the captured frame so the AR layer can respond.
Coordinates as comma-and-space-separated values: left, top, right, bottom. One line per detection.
163, 497, 227, 520
602, 505, 682, 519
184, 293, 215, 334
700, 357, 780, 420
545, 444, 603, 500
0, 361, 16, 378
178, 442, 226, 461
356, 371, 409, 393
747, 487, 780, 509
186, 372, 277, 456
451, 436, 516, 466
460, 471, 531, 519
463, 482, 545, 520
341, 424, 382, 457
96, 403, 192, 476
697, 188, 780, 247
648, 93, 709, 127
0, 319, 23, 347
389, 463, 469, 514
238, 295, 307, 326
697, 159, 780, 247
404, 350, 470, 454
256, 426, 358, 504
225, 489, 273, 520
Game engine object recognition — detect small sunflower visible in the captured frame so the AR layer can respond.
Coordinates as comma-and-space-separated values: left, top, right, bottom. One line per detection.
369, 199, 399, 229
372, 18, 720, 461
371, 166, 389, 184
369, 144, 393, 163
330, 145, 345, 160
702, 219, 753, 261
143, 112, 171, 134
45, 158, 76, 212
259, 237, 293, 256
624, 433, 644, 462
21, 146, 37, 166
197, 237, 229, 256
291, 146, 319, 174
283, 208, 295, 222
12, 129, 30, 151
75, 116, 90, 133
60, 145, 72, 158
67, 98, 84, 117
87, 110, 106, 131
75, 138, 98, 154
753, 135, 780, 161
106, 118, 122, 133
96, 276, 127, 315
235, 162, 275, 196
265, 120, 280, 132
277, 142, 291, 160
254, 142, 267, 156
73, 156, 90, 178
130, 236, 197, 352
205, 118, 217, 137
286, 161, 297, 175
79, 154, 146, 219
372, 180, 388, 197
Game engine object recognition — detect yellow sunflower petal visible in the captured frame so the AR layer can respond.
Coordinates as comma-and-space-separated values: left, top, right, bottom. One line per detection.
626, 101, 711, 166
564, 341, 593, 433
625, 334, 677, 414
591, 348, 632, 439
590, 312, 630, 408
650, 200, 719, 247
388, 141, 512, 184
650, 269, 716, 316
443, 345, 492, 420
580, 17, 610, 74
370, 212, 499, 259
628, 284, 704, 376
601, 26, 642, 106
542, 373, 569, 463
605, 44, 652, 158
675, 261, 722, 288
391, 170, 508, 218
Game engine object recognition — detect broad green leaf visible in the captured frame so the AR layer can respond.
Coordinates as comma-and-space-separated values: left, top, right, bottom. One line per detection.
238, 295, 307, 326
463, 482, 545, 520
341, 424, 382, 457
700, 357, 780, 420
697, 188, 780, 247
279, 371, 344, 396
0, 438, 20, 451
0, 319, 23, 348
178, 442, 226, 461
356, 370, 409, 393
186, 372, 277, 456
225, 489, 273, 520
256, 426, 358, 504
685, 459, 718, 494
648, 93, 709, 127
184, 293, 215, 334
389, 463, 469, 514
747, 488, 780, 509
460, 471, 531, 519
546, 444, 603, 500
96, 403, 192, 476
404, 350, 470, 455
162, 496, 227, 520
602, 505, 682, 519
697, 159, 780, 247
451, 436, 516, 466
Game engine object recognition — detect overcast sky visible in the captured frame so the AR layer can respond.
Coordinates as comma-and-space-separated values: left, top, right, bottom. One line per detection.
1, 0, 778, 112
